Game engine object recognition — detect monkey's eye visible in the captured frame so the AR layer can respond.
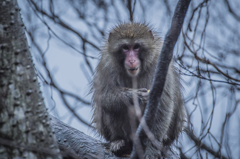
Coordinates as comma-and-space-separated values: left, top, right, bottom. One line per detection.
133, 44, 141, 50
122, 45, 129, 51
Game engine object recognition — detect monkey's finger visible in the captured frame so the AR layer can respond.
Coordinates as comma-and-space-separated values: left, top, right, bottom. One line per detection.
140, 92, 149, 97
138, 92, 149, 101
138, 88, 148, 92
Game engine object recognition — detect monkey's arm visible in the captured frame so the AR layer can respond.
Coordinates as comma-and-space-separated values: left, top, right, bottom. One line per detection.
94, 87, 149, 112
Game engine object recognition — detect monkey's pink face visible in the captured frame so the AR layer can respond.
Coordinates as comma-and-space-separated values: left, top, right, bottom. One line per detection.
122, 43, 141, 77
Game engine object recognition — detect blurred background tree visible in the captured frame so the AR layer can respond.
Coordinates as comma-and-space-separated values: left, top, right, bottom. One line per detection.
16, 0, 240, 158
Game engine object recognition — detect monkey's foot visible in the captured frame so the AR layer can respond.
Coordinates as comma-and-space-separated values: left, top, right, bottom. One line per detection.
110, 140, 125, 152
110, 140, 133, 157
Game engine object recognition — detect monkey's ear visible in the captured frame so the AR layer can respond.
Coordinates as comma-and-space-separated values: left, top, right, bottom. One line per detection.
108, 32, 113, 43
149, 30, 154, 40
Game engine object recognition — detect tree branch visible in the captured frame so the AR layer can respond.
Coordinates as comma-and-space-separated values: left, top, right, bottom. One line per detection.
51, 116, 179, 159
131, 0, 191, 158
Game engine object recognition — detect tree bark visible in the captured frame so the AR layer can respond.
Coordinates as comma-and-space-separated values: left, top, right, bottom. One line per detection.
0, 0, 61, 158
51, 116, 120, 159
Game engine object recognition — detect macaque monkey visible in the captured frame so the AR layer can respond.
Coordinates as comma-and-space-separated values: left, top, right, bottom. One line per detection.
91, 22, 185, 158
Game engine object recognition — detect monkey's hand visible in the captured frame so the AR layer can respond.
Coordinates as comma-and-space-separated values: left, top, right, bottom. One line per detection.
122, 87, 149, 102
136, 88, 149, 103
121, 87, 149, 108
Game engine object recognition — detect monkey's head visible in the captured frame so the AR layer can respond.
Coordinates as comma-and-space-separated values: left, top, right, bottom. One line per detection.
106, 23, 162, 77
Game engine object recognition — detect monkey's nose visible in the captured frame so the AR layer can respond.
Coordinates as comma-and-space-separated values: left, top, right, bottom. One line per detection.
129, 60, 135, 64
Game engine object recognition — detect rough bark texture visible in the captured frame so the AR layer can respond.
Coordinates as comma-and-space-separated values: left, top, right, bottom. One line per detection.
51, 116, 119, 159
0, 0, 61, 158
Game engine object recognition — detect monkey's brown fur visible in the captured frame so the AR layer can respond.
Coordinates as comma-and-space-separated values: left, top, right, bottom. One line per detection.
91, 22, 185, 158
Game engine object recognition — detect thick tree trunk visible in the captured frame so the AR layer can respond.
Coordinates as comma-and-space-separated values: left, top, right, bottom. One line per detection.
0, 0, 61, 158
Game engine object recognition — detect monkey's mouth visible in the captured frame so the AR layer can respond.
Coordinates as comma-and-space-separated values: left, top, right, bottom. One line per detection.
128, 67, 139, 76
